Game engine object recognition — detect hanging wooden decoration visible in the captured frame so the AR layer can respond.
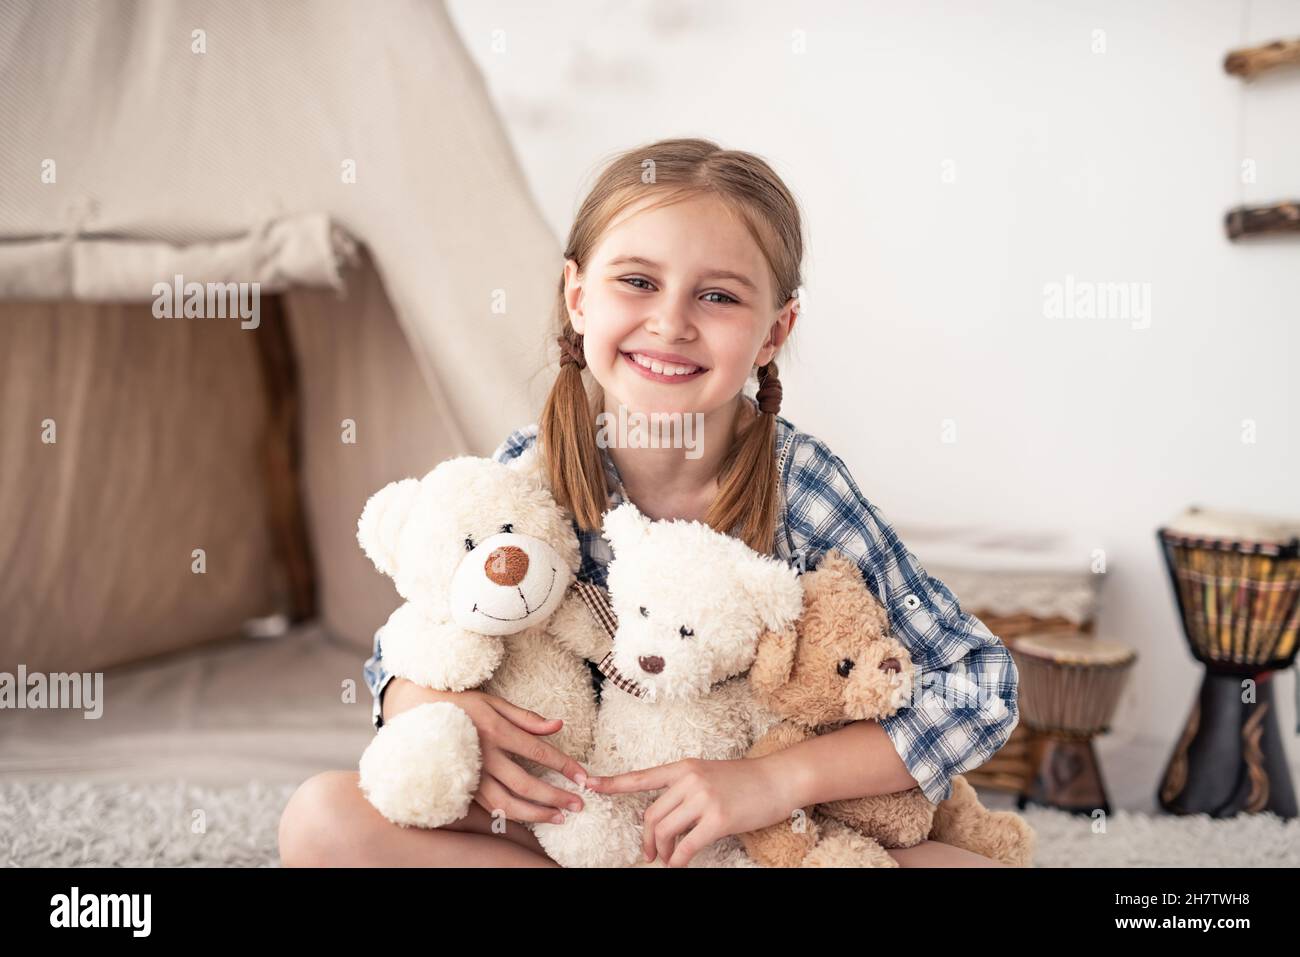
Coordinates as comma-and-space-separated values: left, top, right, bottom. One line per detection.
1222, 34, 1300, 240
1224, 37, 1300, 79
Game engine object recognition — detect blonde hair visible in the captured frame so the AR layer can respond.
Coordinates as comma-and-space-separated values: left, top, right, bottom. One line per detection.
539, 137, 804, 555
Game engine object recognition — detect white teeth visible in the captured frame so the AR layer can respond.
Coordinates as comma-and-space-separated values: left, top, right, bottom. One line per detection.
630, 353, 701, 376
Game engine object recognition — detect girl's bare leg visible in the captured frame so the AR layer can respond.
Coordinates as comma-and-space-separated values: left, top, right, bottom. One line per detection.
885, 839, 1010, 868
279, 770, 559, 867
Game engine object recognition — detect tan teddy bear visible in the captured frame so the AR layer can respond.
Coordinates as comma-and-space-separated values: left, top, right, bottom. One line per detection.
740, 549, 1036, 868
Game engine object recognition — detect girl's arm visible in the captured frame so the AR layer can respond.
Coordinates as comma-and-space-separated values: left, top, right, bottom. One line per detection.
760, 633, 1021, 807
764, 719, 917, 808
779, 431, 1021, 804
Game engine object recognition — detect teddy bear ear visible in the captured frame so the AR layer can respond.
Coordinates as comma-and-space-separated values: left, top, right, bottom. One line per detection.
744, 557, 806, 634
601, 502, 651, 553
750, 620, 800, 697
356, 477, 421, 578
504, 445, 547, 487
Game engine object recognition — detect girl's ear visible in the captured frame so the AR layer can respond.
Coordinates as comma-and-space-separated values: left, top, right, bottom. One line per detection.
750, 620, 800, 697
357, 478, 421, 578
601, 502, 651, 554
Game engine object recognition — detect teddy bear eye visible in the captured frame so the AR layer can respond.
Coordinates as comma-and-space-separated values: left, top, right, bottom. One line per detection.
464, 535, 476, 552
500, 523, 513, 534
639, 606, 648, 618
837, 658, 855, 677
679, 625, 694, 638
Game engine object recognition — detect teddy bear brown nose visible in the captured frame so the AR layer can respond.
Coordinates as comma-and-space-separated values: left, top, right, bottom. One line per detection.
485, 545, 528, 586
638, 655, 665, 674
879, 657, 901, 674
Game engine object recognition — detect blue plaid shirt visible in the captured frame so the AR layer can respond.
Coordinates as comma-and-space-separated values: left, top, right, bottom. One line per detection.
363, 393, 1020, 803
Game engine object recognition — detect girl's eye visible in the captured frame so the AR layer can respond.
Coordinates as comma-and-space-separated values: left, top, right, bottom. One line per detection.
639, 606, 648, 618
464, 536, 476, 552
621, 277, 738, 305
500, 523, 513, 534
679, 625, 694, 638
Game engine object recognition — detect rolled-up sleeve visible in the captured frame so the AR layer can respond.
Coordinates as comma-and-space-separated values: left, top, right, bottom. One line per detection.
782, 433, 1021, 804
876, 633, 1020, 804
363, 626, 394, 731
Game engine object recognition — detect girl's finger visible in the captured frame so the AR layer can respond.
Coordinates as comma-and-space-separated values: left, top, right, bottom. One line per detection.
654, 795, 704, 866
476, 774, 566, 826
484, 751, 584, 815
499, 725, 589, 786
485, 695, 565, 735
667, 816, 717, 869
591, 761, 678, 795
641, 783, 688, 862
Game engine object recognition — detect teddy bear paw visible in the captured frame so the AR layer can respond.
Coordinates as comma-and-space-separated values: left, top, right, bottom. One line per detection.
531, 775, 643, 868
358, 701, 482, 829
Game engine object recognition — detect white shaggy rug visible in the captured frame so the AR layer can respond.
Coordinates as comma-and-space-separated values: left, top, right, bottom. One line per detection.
1, 781, 296, 867
3, 780, 1299, 867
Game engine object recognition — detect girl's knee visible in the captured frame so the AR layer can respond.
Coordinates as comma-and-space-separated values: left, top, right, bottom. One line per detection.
279, 770, 362, 867
886, 839, 1009, 868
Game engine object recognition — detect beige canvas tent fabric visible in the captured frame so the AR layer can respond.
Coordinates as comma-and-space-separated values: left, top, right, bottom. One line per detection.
0, 0, 563, 669
0, 214, 354, 301
0, 0, 559, 437
0, 299, 280, 673
285, 250, 468, 653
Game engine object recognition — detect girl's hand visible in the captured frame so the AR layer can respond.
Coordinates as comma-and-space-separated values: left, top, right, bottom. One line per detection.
587, 757, 797, 867
383, 678, 589, 825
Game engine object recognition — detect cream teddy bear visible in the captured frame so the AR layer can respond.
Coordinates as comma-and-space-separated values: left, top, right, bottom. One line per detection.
355, 448, 610, 829
531, 502, 805, 868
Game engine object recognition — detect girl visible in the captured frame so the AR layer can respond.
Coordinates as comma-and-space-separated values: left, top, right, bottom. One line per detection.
280, 138, 1021, 868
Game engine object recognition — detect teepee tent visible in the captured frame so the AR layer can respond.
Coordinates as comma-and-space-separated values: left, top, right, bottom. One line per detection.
0, 0, 560, 673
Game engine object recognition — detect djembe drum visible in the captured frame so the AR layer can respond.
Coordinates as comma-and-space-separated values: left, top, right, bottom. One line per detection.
1156, 507, 1300, 818
1011, 633, 1136, 815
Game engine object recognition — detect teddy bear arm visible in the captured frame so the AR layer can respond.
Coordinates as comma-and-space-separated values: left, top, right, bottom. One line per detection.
800, 816, 899, 868
739, 815, 821, 868
544, 591, 614, 663
358, 701, 483, 829
746, 720, 813, 760
382, 604, 505, 691
532, 782, 647, 868
820, 786, 936, 850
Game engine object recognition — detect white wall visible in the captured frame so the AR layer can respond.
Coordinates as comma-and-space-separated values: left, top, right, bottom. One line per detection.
447, 0, 1300, 779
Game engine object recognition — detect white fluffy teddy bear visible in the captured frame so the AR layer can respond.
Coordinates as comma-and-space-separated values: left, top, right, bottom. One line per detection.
531, 502, 806, 868
355, 448, 611, 829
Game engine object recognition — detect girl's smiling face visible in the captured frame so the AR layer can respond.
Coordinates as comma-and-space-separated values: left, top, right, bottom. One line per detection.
564, 193, 796, 418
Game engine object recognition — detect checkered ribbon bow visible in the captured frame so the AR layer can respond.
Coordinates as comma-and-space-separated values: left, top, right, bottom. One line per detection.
567, 579, 648, 699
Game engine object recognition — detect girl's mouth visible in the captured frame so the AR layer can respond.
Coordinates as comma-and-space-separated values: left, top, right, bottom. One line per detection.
620, 351, 708, 383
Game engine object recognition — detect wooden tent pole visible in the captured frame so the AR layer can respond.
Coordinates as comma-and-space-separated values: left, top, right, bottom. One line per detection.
252, 293, 318, 623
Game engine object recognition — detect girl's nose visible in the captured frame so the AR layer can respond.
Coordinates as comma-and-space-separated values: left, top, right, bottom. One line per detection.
645, 299, 694, 341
